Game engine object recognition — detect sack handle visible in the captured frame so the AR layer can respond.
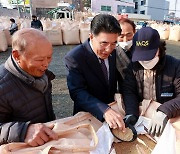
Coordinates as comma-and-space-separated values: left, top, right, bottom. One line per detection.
42, 124, 98, 153
2, 123, 98, 154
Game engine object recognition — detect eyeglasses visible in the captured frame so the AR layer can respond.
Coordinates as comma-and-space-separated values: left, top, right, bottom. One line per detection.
94, 37, 117, 49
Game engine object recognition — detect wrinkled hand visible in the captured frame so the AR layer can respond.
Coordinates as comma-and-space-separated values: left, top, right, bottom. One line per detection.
104, 108, 125, 131
123, 114, 138, 127
148, 111, 168, 137
25, 123, 58, 147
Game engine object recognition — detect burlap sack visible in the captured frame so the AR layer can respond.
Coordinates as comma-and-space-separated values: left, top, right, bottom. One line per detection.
0, 112, 102, 154
51, 21, 61, 30
79, 23, 90, 43
3, 29, 12, 47
170, 117, 180, 154
113, 134, 156, 154
157, 26, 170, 40
61, 20, 80, 45
113, 94, 180, 154
74, 12, 84, 22
150, 23, 159, 30
110, 95, 156, 154
62, 28, 80, 45
41, 19, 52, 30
168, 25, 180, 41
44, 29, 63, 46
19, 19, 31, 29
80, 29, 90, 43
0, 17, 10, 30
0, 30, 8, 52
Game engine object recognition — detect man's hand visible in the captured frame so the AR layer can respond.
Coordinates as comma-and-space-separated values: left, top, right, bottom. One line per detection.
25, 123, 58, 147
148, 111, 168, 137
104, 108, 125, 131
123, 114, 138, 127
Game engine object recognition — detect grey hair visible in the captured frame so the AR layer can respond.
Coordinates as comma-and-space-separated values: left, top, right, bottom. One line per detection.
12, 28, 48, 52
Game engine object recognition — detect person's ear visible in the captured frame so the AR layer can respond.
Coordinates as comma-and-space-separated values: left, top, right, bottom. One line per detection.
89, 33, 94, 40
12, 50, 21, 63
156, 49, 160, 57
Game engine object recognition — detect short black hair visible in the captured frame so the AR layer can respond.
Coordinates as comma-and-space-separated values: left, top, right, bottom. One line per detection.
159, 40, 166, 58
32, 15, 37, 18
10, 18, 15, 23
90, 14, 121, 35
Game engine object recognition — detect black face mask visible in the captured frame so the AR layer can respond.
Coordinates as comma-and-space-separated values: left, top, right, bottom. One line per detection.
33, 19, 36, 21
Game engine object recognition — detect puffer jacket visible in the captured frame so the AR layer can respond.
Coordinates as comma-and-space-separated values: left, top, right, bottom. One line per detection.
122, 55, 180, 119
0, 64, 55, 145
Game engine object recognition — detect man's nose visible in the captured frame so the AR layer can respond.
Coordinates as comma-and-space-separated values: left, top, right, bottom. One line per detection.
123, 36, 128, 42
42, 59, 49, 67
104, 45, 115, 52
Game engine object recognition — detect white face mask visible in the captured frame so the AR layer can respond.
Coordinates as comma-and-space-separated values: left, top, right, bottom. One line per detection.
118, 40, 133, 50
139, 56, 159, 70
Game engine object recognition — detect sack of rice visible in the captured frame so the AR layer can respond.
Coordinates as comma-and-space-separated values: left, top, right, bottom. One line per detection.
0, 30, 8, 52
42, 19, 52, 30
62, 28, 80, 45
79, 23, 90, 43
80, 28, 90, 43
114, 134, 156, 154
150, 23, 159, 30
157, 26, 170, 40
44, 29, 63, 46
3, 29, 12, 46
169, 25, 180, 41
61, 20, 80, 45
0, 112, 101, 154
20, 19, 31, 29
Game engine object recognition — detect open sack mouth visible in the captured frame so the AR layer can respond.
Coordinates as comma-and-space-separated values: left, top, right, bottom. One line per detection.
110, 124, 137, 142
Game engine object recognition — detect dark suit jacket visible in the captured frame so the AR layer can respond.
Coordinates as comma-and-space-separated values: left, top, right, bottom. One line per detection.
65, 39, 119, 121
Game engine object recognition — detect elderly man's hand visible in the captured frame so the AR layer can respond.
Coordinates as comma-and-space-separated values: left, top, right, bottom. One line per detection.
25, 123, 58, 147
148, 111, 168, 137
104, 108, 125, 131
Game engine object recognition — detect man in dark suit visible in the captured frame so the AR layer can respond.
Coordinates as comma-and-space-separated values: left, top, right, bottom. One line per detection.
65, 14, 125, 130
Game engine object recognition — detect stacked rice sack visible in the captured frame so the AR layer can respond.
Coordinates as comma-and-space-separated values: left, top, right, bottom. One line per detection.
168, 25, 180, 41
0, 17, 10, 52
0, 30, 8, 52
150, 23, 180, 41
61, 19, 80, 45
43, 19, 63, 46
150, 23, 170, 40
79, 22, 90, 43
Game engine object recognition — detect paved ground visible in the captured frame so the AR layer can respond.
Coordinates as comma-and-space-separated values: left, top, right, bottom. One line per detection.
0, 40, 179, 119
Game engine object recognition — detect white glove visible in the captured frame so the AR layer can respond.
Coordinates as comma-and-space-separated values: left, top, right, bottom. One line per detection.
148, 111, 168, 137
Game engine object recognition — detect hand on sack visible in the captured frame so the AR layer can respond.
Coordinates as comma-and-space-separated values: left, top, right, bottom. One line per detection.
123, 114, 138, 127
104, 107, 126, 132
25, 123, 58, 147
148, 111, 168, 137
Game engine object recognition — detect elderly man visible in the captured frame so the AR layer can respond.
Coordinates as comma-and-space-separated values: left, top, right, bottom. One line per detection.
116, 18, 136, 79
65, 14, 125, 131
0, 28, 58, 146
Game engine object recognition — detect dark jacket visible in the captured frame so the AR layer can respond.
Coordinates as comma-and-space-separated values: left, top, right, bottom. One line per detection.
122, 55, 180, 119
0, 64, 55, 145
9, 23, 18, 35
116, 45, 131, 79
64, 39, 119, 121
31, 20, 43, 31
